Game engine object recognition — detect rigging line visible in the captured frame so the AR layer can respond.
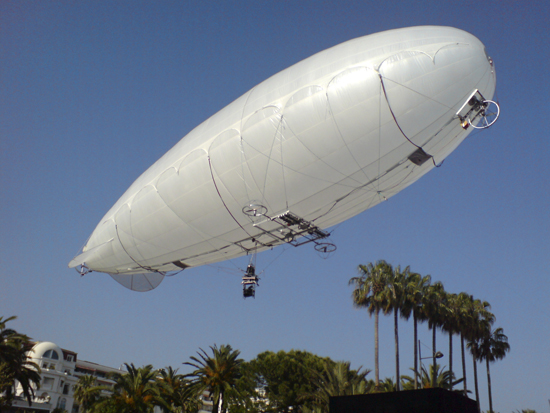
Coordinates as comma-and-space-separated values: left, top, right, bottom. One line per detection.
155, 183, 237, 267
278, 116, 289, 210
114, 224, 164, 275
261, 243, 290, 272
377, 81, 383, 193
238, 87, 256, 132
240, 114, 280, 212
311, 166, 393, 223
379, 74, 443, 170
206, 263, 242, 275
207, 156, 255, 240
379, 76, 454, 110
256, 110, 285, 209
325, 72, 372, 184
376, 166, 417, 193
244, 119, 367, 190
238, 135, 253, 209
281, 116, 366, 187
256, 109, 283, 209
379, 74, 423, 150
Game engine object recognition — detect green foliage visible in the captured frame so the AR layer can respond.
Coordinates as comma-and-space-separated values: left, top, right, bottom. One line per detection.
92, 397, 120, 413
349, 260, 393, 386
73, 375, 103, 413
401, 363, 463, 390
299, 361, 372, 413
374, 377, 398, 393
156, 366, 200, 413
247, 349, 335, 413
184, 344, 243, 413
0, 316, 42, 409
99, 363, 159, 413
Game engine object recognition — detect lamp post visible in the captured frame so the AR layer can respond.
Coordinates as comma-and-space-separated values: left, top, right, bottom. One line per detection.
418, 340, 444, 388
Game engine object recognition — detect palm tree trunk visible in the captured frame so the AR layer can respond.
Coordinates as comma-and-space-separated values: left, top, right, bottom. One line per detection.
375, 308, 380, 387
461, 334, 467, 397
449, 331, 453, 389
414, 313, 418, 390
218, 391, 223, 413
394, 307, 400, 391
473, 357, 480, 413
432, 327, 437, 388
486, 358, 493, 413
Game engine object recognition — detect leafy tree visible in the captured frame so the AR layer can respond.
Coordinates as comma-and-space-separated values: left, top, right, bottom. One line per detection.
0, 316, 41, 409
349, 260, 392, 388
248, 350, 334, 413
223, 361, 264, 413
184, 344, 243, 413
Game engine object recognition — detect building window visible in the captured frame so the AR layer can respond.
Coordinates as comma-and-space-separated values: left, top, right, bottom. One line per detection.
43, 377, 54, 389
44, 362, 56, 370
43, 349, 59, 360
63, 384, 70, 395
59, 398, 67, 410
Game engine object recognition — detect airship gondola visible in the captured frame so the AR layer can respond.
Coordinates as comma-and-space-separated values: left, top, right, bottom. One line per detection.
69, 26, 499, 292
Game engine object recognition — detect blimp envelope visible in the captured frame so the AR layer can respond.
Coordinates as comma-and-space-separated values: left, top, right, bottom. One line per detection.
69, 26, 498, 291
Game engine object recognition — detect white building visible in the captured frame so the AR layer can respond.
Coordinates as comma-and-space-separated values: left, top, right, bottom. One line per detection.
12, 341, 120, 413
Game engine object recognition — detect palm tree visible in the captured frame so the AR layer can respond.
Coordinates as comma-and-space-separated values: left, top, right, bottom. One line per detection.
105, 363, 159, 413
401, 363, 463, 390
401, 272, 431, 389
184, 344, 243, 413
373, 377, 398, 393
381, 265, 409, 390
0, 316, 41, 409
349, 260, 392, 388
466, 337, 482, 412
441, 292, 470, 390
420, 281, 446, 388
478, 327, 510, 413
156, 367, 199, 413
465, 296, 494, 408
451, 292, 475, 398
73, 375, 102, 413
299, 361, 372, 412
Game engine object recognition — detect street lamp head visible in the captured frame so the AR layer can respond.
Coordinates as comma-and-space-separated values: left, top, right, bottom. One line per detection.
435, 351, 444, 359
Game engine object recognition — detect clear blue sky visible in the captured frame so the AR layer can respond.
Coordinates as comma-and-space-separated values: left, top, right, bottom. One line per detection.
1, 1, 549, 412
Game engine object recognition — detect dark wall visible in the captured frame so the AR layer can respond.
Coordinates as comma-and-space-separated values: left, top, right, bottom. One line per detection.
330, 388, 477, 413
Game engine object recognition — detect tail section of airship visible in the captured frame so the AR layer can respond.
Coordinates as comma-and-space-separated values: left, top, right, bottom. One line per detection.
69, 26, 498, 290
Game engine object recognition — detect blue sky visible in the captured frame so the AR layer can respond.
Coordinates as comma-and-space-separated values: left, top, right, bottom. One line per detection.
1, 1, 549, 411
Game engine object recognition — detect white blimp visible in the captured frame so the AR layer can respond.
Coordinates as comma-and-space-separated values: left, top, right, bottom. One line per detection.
69, 26, 499, 294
